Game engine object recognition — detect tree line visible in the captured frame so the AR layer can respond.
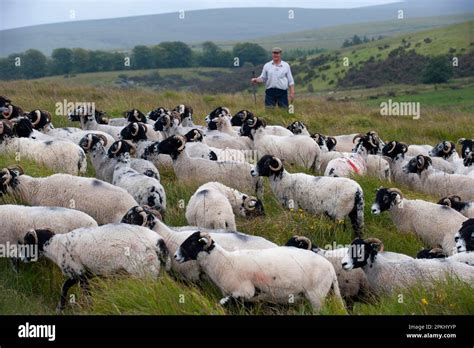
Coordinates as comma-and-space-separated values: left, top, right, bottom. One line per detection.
0, 41, 273, 80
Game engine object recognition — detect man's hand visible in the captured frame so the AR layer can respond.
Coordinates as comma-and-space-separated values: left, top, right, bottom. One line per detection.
251, 78, 259, 85
289, 85, 295, 103
289, 93, 295, 103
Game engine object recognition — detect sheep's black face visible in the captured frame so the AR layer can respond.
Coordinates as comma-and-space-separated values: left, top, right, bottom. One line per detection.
382, 141, 407, 160
371, 188, 399, 214
80, 134, 104, 152
142, 142, 160, 159
108, 140, 134, 158
240, 118, 265, 139
428, 141, 456, 159
285, 236, 313, 250
0, 103, 22, 120
174, 232, 215, 263
251, 155, 284, 177
341, 238, 376, 270
456, 219, 474, 252
464, 152, 473, 167
241, 197, 265, 218
12, 117, 34, 138
173, 105, 193, 120
184, 129, 204, 143
122, 206, 148, 226
149, 107, 169, 121
121, 122, 147, 142
206, 107, 230, 130
21, 229, 55, 261
326, 137, 337, 152
353, 134, 380, 155
459, 139, 473, 159
209, 151, 218, 161
287, 121, 306, 135
27, 110, 50, 130
403, 155, 431, 175
125, 109, 146, 123
157, 136, 185, 160
0, 168, 21, 196
0, 121, 14, 141
154, 115, 171, 132
231, 110, 253, 126
416, 248, 447, 259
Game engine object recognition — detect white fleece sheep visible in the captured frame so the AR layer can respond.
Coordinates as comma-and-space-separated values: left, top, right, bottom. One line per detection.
121, 206, 277, 282
185, 182, 264, 231
21, 224, 170, 310
403, 155, 474, 201
174, 231, 344, 312
342, 238, 474, 295
371, 188, 467, 255
252, 155, 364, 236
156, 135, 264, 198
113, 157, 166, 215
0, 166, 138, 225
0, 121, 87, 175
437, 195, 474, 219
79, 112, 123, 140
242, 118, 321, 171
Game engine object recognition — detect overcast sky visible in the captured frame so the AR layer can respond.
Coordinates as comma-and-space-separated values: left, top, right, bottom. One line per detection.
0, 0, 402, 30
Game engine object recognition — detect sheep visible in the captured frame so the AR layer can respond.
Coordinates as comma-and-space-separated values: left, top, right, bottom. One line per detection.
416, 247, 474, 266
428, 140, 472, 175
121, 206, 277, 282
112, 155, 167, 216
155, 135, 264, 197
287, 121, 310, 136
437, 195, 474, 219
0, 121, 87, 175
324, 134, 370, 178
311, 133, 337, 152
455, 219, 474, 253
285, 235, 370, 307
148, 106, 171, 121
0, 165, 138, 225
205, 106, 232, 130
20, 224, 170, 310
26, 109, 115, 147
458, 138, 473, 159
153, 112, 196, 138
230, 110, 254, 126
341, 238, 474, 295
371, 187, 467, 255
331, 131, 384, 154
0, 97, 24, 120
251, 155, 364, 236
230, 110, 291, 136
403, 155, 474, 201
107, 109, 148, 127
110, 139, 174, 170
331, 133, 362, 152
174, 231, 344, 311
0, 204, 97, 271
185, 182, 264, 231
172, 104, 195, 127
75, 105, 123, 140
120, 118, 162, 141
68, 105, 109, 124
241, 117, 321, 171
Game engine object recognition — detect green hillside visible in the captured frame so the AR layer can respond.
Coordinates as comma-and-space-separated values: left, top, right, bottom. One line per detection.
294, 20, 474, 91
218, 14, 474, 51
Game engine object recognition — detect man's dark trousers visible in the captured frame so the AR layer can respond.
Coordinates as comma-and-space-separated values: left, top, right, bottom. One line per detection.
265, 88, 289, 108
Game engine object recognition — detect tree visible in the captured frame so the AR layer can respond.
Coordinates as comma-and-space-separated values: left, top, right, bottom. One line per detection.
151, 45, 168, 68
232, 43, 267, 66
71, 48, 90, 73
51, 48, 73, 75
132, 45, 153, 69
422, 55, 453, 84
158, 41, 193, 68
352, 35, 362, 45
22, 49, 47, 78
200, 41, 220, 67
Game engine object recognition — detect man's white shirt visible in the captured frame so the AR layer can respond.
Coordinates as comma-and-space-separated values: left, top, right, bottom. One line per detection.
259, 60, 295, 90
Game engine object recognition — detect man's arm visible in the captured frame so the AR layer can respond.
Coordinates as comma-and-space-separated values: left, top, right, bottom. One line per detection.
287, 65, 295, 102
251, 64, 267, 84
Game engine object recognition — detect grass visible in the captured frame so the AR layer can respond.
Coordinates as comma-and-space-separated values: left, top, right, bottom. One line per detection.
0, 79, 473, 315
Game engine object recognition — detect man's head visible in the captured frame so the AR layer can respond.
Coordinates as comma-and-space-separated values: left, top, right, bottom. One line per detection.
272, 47, 282, 62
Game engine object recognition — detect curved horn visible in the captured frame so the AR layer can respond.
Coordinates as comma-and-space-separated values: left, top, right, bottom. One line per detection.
175, 135, 186, 151
442, 198, 452, 207
443, 141, 452, 153
368, 135, 377, 148
269, 157, 283, 171
7, 164, 24, 175
364, 237, 384, 252
199, 232, 213, 249
111, 141, 122, 154
388, 187, 404, 199
97, 134, 108, 147
417, 155, 425, 168
131, 123, 139, 137
328, 136, 337, 145
387, 141, 396, 154
244, 196, 257, 211
295, 236, 312, 250
1, 168, 12, 185
31, 110, 42, 126
448, 195, 462, 202
352, 133, 364, 143
133, 110, 141, 121
84, 133, 93, 151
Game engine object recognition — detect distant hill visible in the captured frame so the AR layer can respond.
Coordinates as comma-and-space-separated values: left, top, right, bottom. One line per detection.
1, 0, 474, 56
292, 20, 474, 91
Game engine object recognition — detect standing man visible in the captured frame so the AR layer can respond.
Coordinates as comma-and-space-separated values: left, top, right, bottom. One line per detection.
251, 47, 295, 108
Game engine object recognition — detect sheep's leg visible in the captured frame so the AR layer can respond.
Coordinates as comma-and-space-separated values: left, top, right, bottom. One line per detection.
305, 290, 323, 313
57, 277, 79, 312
